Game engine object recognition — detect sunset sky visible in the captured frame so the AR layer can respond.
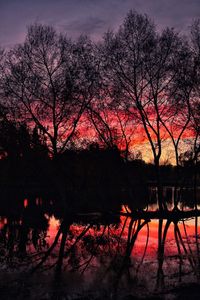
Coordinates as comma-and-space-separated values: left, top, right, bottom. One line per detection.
0, 0, 198, 163
0, 0, 200, 47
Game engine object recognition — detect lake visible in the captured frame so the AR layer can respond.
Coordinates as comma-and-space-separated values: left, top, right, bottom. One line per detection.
0, 192, 200, 299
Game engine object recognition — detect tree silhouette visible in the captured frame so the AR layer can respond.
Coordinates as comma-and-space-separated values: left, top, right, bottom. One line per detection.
99, 11, 183, 210
2, 25, 100, 157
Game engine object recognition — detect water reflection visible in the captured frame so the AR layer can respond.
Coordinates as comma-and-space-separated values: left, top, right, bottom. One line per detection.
0, 194, 200, 299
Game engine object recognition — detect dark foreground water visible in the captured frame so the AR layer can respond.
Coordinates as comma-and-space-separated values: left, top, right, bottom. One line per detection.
0, 195, 200, 299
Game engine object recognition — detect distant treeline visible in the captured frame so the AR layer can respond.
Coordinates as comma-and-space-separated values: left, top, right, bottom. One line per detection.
0, 132, 199, 212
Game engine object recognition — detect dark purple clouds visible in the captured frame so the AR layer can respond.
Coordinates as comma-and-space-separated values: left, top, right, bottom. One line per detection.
0, 0, 199, 47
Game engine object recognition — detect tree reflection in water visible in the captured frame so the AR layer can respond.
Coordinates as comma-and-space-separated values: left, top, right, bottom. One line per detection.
0, 198, 200, 299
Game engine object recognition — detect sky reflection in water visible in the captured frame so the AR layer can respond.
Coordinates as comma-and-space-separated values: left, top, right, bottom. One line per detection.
0, 198, 200, 298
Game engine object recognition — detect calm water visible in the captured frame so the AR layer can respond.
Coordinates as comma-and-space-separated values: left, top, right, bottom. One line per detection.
0, 194, 200, 299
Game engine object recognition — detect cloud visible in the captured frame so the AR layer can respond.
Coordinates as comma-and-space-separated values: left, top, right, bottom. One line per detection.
59, 16, 105, 39
0, 0, 200, 47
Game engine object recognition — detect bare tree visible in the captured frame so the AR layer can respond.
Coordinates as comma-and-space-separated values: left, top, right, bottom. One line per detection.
189, 20, 200, 208
160, 41, 196, 168
2, 25, 99, 157
100, 11, 181, 210
190, 19, 200, 162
